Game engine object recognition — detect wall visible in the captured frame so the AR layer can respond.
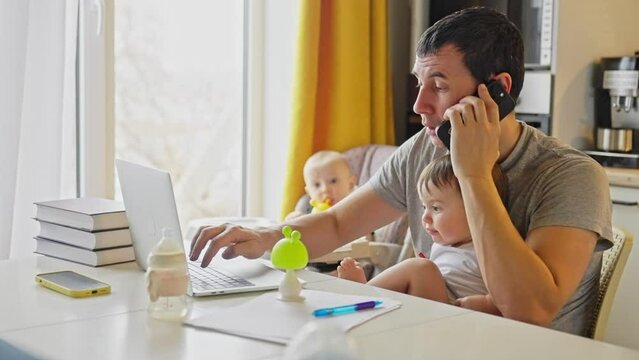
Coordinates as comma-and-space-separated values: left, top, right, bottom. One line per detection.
553, 0, 639, 149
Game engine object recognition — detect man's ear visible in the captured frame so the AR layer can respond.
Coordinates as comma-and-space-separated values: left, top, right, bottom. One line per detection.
493, 72, 513, 94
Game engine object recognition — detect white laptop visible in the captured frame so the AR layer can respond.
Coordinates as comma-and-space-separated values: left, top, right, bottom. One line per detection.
116, 159, 284, 296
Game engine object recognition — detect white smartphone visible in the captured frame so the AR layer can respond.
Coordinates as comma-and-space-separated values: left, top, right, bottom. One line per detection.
35, 270, 111, 298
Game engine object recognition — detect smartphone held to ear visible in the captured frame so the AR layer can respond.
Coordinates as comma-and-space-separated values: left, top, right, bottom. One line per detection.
436, 80, 516, 150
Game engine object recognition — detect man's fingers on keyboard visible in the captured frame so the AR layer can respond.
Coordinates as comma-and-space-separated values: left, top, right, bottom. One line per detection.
199, 233, 227, 267
222, 240, 260, 260
200, 225, 244, 267
189, 225, 208, 253
189, 226, 207, 258
221, 245, 239, 260
190, 225, 225, 261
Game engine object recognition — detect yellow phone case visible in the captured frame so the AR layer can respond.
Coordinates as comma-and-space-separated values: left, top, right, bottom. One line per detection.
35, 271, 111, 298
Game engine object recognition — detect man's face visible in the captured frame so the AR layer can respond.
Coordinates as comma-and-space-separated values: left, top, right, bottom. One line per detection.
412, 44, 478, 147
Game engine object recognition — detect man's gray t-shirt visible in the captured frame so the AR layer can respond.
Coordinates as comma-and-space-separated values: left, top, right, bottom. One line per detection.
369, 122, 613, 336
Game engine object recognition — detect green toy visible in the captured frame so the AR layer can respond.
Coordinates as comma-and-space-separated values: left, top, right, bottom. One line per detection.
271, 226, 309, 301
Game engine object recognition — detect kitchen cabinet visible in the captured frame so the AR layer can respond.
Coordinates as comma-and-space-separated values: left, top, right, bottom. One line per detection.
606, 185, 639, 350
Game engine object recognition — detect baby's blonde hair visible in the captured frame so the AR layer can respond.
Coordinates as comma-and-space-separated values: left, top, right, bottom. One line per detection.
303, 151, 352, 179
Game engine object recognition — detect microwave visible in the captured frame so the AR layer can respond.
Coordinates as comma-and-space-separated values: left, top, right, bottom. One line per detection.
429, 0, 554, 69
516, 71, 553, 135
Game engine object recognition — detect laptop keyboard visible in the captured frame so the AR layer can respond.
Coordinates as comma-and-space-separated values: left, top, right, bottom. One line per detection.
188, 262, 255, 292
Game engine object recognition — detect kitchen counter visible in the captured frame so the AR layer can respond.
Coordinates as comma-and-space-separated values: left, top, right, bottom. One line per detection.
604, 167, 639, 188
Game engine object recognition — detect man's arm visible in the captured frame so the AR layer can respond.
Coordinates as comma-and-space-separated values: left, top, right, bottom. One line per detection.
189, 184, 404, 266
448, 83, 598, 325
287, 184, 405, 259
459, 177, 596, 325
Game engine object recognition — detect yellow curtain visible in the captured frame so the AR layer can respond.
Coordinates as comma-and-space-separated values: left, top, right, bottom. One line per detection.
280, 0, 395, 219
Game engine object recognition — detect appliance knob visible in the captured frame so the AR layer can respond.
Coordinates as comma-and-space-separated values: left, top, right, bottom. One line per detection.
612, 96, 621, 112
623, 96, 634, 112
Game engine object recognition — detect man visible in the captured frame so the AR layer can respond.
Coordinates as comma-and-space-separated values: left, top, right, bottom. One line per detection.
190, 7, 611, 336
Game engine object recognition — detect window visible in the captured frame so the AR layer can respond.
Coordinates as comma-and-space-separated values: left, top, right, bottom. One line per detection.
80, 1, 297, 224
113, 0, 245, 230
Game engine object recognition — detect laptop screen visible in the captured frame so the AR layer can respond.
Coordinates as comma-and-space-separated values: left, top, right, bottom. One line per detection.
116, 159, 184, 271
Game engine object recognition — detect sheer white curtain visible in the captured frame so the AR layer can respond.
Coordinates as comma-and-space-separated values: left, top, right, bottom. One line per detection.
0, 0, 78, 259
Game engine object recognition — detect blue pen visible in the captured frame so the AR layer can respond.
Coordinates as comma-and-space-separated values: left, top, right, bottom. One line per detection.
312, 300, 383, 317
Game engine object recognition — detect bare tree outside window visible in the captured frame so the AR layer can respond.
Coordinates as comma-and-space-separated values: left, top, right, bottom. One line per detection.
114, 0, 244, 231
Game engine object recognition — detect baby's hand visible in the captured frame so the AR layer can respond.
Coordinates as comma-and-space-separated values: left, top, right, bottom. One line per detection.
454, 295, 501, 316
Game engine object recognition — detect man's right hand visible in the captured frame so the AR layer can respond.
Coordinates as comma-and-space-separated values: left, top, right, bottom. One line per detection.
188, 224, 281, 268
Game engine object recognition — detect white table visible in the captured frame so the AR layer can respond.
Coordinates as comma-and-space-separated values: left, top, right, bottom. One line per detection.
1, 255, 638, 360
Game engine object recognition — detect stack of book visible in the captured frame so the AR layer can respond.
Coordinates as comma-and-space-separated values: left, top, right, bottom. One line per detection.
33, 197, 135, 267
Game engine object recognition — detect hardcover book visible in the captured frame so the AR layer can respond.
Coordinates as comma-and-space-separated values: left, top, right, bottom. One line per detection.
34, 237, 135, 267
34, 197, 128, 231
37, 220, 132, 250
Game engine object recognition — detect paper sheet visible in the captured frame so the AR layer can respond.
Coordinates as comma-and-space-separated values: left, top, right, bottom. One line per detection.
185, 289, 401, 344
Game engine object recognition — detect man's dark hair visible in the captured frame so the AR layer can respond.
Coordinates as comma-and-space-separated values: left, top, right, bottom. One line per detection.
416, 7, 525, 99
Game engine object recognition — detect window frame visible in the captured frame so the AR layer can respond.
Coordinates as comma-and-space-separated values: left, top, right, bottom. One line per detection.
77, 0, 114, 198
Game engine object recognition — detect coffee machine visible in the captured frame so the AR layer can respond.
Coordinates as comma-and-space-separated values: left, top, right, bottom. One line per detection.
586, 54, 639, 168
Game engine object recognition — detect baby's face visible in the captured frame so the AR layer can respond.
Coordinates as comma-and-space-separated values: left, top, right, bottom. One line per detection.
304, 162, 355, 206
420, 181, 471, 246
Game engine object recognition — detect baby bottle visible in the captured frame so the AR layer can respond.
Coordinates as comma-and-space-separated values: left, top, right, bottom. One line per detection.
146, 227, 190, 321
